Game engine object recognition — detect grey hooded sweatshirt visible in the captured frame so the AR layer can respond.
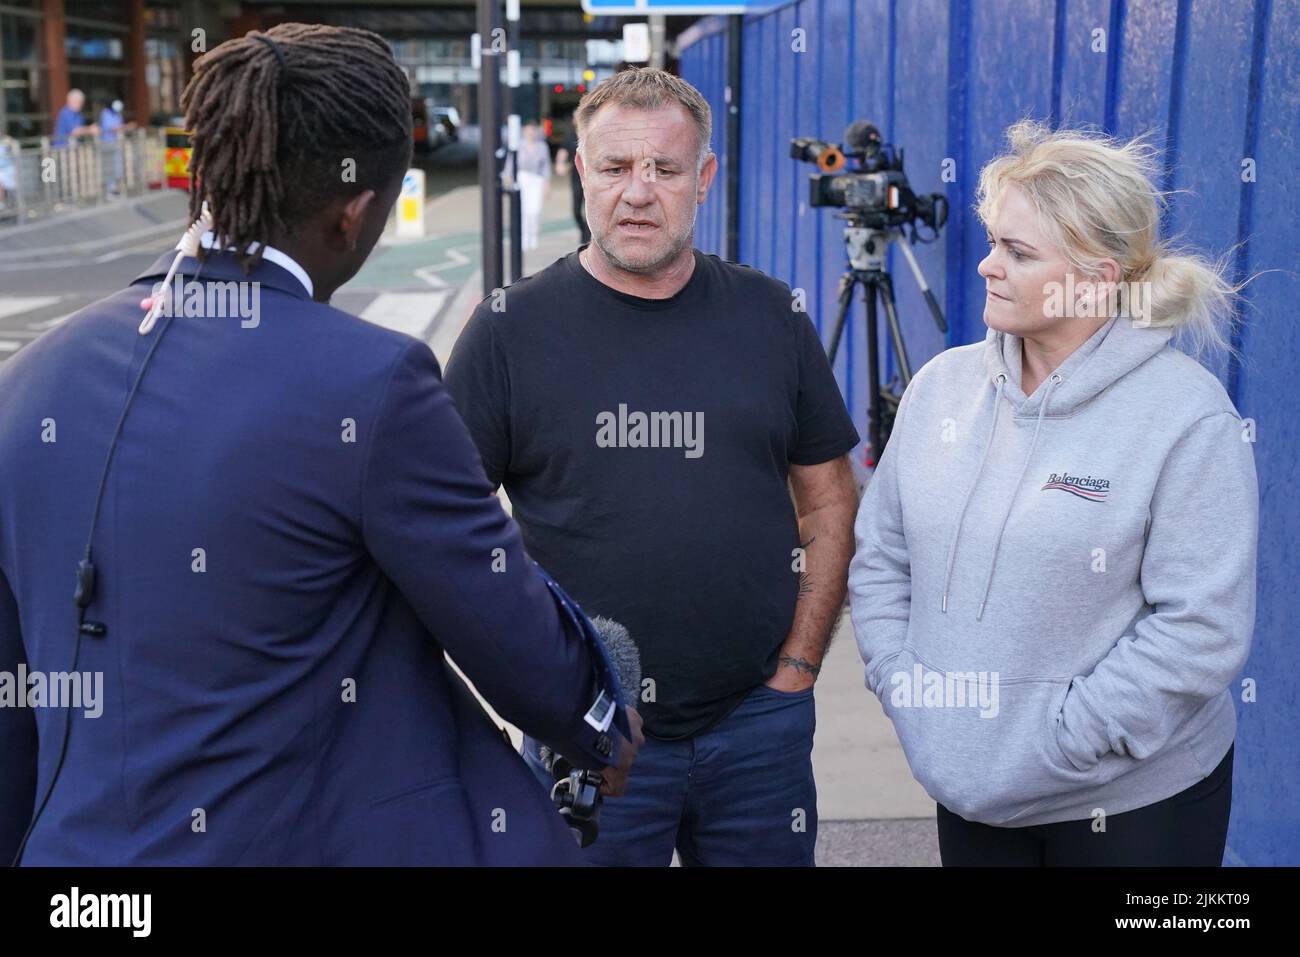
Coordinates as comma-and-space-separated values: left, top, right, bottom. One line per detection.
849, 315, 1257, 827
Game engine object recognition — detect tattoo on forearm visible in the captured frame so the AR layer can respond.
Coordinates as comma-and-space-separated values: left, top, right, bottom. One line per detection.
780, 654, 821, 677
797, 535, 816, 596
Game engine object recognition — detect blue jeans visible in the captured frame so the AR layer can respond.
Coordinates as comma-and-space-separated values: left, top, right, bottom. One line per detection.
523, 683, 818, 866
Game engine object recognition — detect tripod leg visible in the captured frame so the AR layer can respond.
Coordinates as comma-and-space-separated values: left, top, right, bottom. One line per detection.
864, 275, 882, 462
826, 275, 855, 365
878, 274, 915, 386
895, 236, 948, 334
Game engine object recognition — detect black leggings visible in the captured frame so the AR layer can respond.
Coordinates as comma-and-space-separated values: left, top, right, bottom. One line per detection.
937, 744, 1234, 866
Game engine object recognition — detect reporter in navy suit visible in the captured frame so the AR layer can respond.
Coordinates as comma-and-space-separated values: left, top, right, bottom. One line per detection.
0, 23, 640, 866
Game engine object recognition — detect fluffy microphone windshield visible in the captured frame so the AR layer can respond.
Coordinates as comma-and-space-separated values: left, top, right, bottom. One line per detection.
589, 616, 641, 708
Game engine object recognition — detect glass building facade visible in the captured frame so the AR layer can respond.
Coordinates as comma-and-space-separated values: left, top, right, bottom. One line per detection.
0, 0, 187, 140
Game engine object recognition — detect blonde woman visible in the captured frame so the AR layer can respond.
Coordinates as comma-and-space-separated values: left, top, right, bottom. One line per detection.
850, 121, 1257, 866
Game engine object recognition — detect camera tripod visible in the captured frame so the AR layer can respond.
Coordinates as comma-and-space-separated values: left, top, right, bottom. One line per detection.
825, 220, 948, 461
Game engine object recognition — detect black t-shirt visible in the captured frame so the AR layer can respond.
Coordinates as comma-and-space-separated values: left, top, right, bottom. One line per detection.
443, 247, 860, 739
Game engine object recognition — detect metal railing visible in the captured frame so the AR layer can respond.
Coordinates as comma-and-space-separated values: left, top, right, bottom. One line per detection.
0, 129, 169, 225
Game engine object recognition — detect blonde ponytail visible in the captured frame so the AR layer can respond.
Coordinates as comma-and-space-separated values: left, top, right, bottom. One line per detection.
978, 119, 1246, 361
1138, 250, 1240, 359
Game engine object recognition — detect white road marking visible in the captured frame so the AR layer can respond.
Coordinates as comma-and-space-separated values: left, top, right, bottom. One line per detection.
0, 218, 187, 270
0, 340, 21, 353
413, 246, 472, 287
0, 296, 61, 320
359, 292, 450, 340
27, 312, 76, 330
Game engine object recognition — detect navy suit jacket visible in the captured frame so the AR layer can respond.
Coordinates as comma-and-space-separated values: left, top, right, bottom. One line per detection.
0, 248, 628, 865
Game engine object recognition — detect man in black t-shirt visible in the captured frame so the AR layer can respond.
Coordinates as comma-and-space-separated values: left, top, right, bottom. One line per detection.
445, 68, 860, 866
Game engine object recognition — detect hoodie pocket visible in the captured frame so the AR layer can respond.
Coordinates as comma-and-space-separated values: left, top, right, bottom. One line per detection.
882, 648, 1131, 825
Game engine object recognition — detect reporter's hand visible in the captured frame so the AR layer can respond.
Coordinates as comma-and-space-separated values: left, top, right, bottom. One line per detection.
598, 705, 644, 797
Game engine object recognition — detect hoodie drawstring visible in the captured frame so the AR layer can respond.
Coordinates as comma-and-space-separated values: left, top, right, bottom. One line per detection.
940, 373, 1007, 613
974, 373, 1061, 621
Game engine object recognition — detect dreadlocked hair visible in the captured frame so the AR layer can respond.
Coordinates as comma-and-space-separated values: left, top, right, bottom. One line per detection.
181, 23, 413, 270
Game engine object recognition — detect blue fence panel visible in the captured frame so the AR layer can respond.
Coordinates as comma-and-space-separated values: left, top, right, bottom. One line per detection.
792, 0, 821, 332
1229, 0, 1300, 868
1112, 0, 1179, 149
892, 0, 953, 373
773, 2, 800, 289
677, 18, 729, 255
1057, 0, 1112, 127
680, 0, 1300, 864
1166, 1, 1256, 383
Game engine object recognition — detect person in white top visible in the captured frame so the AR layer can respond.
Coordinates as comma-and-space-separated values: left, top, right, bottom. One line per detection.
508, 122, 553, 252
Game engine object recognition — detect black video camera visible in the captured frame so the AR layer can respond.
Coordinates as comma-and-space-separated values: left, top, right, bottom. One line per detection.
791, 122, 947, 235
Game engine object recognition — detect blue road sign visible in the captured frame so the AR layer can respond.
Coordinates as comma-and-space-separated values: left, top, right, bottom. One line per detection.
581, 0, 787, 14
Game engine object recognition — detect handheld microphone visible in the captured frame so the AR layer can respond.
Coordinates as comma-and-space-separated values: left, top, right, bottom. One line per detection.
588, 616, 641, 708
541, 615, 640, 847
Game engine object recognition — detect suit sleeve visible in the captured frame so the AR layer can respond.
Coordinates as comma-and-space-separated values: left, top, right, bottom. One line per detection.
848, 379, 915, 702
361, 341, 627, 769
1057, 411, 1258, 769
0, 564, 36, 861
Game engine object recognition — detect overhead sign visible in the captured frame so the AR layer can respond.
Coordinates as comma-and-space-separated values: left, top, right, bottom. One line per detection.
623, 23, 650, 62
582, 0, 788, 14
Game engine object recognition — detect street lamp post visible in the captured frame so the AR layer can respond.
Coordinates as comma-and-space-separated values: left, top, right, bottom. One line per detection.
476, 0, 504, 296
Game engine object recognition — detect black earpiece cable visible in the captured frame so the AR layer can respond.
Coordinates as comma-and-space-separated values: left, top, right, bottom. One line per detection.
11, 263, 202, 866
